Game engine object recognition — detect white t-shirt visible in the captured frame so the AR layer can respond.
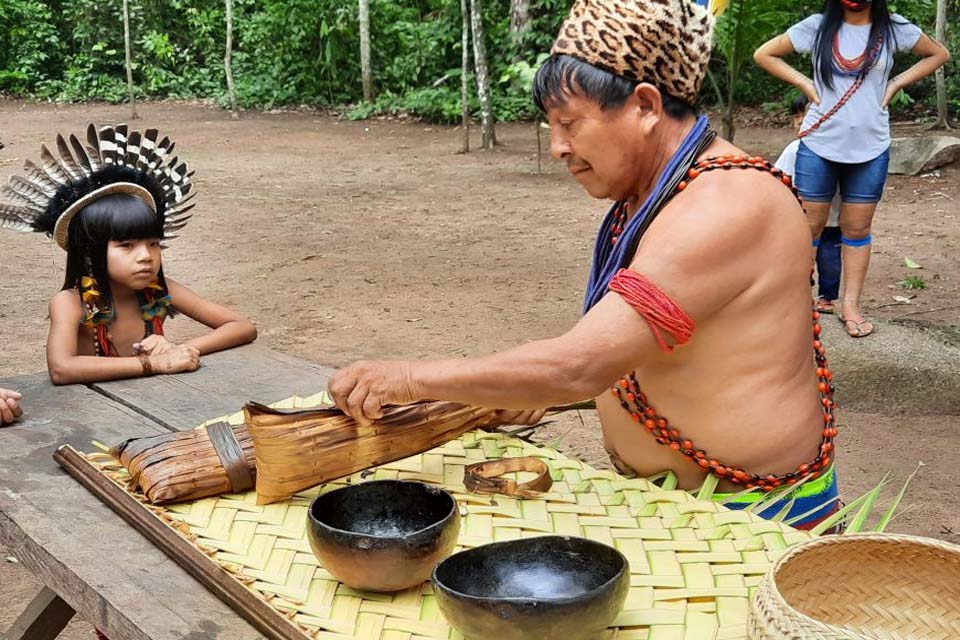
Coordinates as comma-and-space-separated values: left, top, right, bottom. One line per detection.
775, 139, 841, 226
787, 14, 922, 164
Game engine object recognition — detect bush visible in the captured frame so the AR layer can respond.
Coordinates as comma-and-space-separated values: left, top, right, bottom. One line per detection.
0, 0, 954, 121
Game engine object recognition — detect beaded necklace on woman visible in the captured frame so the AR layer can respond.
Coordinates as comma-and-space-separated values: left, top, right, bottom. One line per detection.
799, 9, 885, 139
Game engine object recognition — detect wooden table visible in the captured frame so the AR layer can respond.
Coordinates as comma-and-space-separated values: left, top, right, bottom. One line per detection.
0, 346, 335, 640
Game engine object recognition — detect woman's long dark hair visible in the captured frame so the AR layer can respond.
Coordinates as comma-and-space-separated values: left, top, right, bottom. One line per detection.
63, 193, 174, 318
813, 0, 899, 90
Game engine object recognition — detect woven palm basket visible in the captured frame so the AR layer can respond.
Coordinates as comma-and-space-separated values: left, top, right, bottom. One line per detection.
748, 533, 960, 640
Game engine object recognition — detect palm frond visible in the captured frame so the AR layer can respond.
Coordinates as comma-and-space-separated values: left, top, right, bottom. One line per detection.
874, 462, 924, 533
695, 472, 720, 501
691, 465, 921, 536
546, 399, 597, 412
842, 473, 891, 534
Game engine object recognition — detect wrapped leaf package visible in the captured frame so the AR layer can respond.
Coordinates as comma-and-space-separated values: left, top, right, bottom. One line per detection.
111, 421, 254, 503
245, 401, 496, 505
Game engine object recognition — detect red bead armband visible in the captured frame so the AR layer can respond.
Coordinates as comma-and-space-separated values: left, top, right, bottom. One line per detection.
608, 269, 695, 352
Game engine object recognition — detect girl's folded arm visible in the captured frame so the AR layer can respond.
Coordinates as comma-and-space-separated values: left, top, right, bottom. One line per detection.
46, 291, 143, 385
166, 278, 257, 356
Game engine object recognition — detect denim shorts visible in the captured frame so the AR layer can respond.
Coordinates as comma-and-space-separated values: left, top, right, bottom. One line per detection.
795, 142, 890, 204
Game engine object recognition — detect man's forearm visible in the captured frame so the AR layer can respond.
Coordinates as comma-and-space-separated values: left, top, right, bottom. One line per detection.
412, 337, 610, 410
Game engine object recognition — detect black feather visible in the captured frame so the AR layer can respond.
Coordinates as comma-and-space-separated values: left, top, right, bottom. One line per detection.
69, 135, 94, 176
33, 164, 167, 236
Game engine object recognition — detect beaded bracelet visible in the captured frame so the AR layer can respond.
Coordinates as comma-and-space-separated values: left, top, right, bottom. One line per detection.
138, 353, 154, 376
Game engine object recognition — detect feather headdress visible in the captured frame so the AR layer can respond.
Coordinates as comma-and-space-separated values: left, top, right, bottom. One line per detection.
0, 124, 195, 250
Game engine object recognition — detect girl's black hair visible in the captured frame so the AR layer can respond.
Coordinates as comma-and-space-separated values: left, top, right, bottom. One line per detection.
533, 54, 697, 120
813, 0, 899, 91
62, 193, 174, 317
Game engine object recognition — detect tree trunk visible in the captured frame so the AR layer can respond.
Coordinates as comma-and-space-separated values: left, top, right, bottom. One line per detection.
722, 0, 746, 141
535, 117, 542, 174
509, 0, 531, 59
359, 0, 373, 102
224, 0, 239, 119
470, 0, 496, 149
459, 0, 471, 153
122, 0, 138, 120
926, 0, 956, 130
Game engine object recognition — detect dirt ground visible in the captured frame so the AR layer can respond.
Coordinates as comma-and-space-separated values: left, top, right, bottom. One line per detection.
0, 100, 957, 635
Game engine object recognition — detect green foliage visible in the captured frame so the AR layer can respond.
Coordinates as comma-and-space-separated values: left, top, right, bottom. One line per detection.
346, 86, 470, 123
0, 0, 60, 93
0, 0, 955, 121
900, 275, 928, 290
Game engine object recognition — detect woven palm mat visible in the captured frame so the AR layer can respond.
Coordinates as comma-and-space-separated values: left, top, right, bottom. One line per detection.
85, 392, 814, 640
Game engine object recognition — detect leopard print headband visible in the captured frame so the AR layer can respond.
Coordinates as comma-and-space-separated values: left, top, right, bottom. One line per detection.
551, 0, 715, 106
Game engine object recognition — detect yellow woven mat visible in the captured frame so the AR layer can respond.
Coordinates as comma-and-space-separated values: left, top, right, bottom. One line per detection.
89, 393, 813, 640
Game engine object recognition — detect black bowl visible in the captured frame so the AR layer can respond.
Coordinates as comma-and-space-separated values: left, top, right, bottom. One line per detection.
432, 535, 629, 640
307, 480, 460, 592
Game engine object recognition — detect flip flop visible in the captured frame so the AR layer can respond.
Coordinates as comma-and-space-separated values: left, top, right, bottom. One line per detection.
814, 298, 835, 314
838, 315, 874, 338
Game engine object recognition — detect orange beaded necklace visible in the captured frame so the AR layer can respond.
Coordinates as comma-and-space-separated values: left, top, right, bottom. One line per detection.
611, 153, 836, 492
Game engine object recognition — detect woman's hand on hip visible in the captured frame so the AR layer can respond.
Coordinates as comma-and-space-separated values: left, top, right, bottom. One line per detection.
881, 81, 901, 109
801, 79, 821, 106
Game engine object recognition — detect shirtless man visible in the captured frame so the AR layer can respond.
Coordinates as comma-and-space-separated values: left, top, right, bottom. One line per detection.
329, 0, 838, 528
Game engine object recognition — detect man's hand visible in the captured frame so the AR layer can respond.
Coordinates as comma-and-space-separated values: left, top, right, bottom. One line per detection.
150, 345, 201, 375
0, 388, 23, 426
133, 334, 175, 356
492, 408, 547, 428
328, 360, 421, 425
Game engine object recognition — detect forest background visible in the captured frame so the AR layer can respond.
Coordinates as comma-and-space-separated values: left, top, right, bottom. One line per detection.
0, 0, 956, 134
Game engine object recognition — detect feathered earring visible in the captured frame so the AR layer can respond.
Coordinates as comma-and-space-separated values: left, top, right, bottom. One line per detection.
138, 280, 172, 337
79, 272, 115, 357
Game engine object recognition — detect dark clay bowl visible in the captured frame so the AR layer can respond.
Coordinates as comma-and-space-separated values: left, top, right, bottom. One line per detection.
307, 480, 460, 592
432, 535, 630, 640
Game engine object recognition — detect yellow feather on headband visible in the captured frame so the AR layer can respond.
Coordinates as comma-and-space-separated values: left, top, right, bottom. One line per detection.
696, 0, 729, 16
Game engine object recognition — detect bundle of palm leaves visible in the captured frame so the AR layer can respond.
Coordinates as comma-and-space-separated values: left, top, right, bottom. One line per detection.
246, 401, 498, 505
110, 399, 499, 505
111, 422, 255, 503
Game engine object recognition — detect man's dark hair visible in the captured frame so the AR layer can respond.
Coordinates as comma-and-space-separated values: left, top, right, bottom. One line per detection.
533, 54, 697, 120
790, 94, 810, 116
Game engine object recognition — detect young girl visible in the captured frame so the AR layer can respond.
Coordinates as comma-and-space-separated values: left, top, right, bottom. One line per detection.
755, 0, 949, 337
1, 124, 257, 384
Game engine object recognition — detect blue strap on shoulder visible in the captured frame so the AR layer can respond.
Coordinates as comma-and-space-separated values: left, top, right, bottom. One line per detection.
583, 116, 713, 314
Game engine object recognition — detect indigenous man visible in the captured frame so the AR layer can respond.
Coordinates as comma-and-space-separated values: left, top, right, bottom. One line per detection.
329, 0, 839, 529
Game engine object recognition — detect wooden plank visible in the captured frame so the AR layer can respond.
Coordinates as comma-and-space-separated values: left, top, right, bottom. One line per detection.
0, 374, 264, 640
92, 344, 335, 431
2, 587, 75, 640
55, 446, 304, 640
